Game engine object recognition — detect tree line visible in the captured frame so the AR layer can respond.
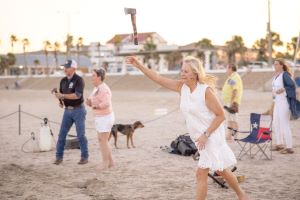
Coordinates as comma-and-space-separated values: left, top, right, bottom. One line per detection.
0, 34, 85, 74
0, 31, 299, 74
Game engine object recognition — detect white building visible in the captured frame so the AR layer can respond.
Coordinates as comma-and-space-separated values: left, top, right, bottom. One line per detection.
89, 32, 220, 74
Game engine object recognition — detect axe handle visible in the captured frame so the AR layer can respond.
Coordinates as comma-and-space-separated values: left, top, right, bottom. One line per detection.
130, 14, 138, 45
52, 88, 64, 106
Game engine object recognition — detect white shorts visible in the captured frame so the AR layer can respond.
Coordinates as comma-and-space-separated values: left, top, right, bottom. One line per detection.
94, 112, 115, 133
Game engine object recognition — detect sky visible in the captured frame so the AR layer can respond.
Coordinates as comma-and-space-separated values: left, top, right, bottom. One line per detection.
0, 0, 299, 54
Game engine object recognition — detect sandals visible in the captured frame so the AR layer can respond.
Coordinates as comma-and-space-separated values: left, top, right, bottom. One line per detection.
280, 148, 294, 154
271, 145, 285, 151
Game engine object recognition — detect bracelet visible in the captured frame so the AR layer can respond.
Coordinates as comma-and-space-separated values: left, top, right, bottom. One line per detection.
203, 131, 210, 138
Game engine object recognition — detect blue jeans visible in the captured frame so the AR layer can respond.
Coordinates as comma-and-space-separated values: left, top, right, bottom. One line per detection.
56, 106, 89, 160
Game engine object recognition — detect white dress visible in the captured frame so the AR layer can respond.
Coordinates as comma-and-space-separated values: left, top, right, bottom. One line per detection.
180, 83, 237, 171
272, 73, 293, 148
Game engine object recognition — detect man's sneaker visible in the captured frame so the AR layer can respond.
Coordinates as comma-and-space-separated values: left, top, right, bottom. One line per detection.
53, 159, 63, 165
78, 158, 88, 165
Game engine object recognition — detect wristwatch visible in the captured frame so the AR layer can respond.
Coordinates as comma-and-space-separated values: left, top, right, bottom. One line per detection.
203, 131, 210, 138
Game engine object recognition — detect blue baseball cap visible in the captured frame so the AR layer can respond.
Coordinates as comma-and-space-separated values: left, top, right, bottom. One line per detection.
63, 59, 77, 69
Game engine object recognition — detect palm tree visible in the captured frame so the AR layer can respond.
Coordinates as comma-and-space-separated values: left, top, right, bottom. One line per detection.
253, 39, 268, 61
7, 53, 16, 66
0, 53, 16, 75
53, 42, 60, 69
164, 51, 183, 70
225, 35, 246, 64
196, 38, 214, 49
286, 36, 298, 59
143, 36, 158, 69
270, 32, 283, 49
33, 59, 40, 75
0, 56, 8, 75
144, 36, 157, 51
22, 38, 29, 69
96, 42, 101, 67
112, 35, 122, 54
10, 35, 18, 53
196, 38, 214, 60
76, 37, 83, 67
43, 40, 52, 74
253, 31, 283, 61
64, 34, 73, 59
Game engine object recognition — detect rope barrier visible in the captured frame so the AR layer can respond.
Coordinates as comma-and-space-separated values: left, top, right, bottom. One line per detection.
143, 107, 179, 124
0, 111, 18, 120
21, 111, 61, 125
0, 105, 252, 137
0, 105, 182, 131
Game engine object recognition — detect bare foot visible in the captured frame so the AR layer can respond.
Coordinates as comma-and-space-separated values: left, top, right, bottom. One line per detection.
96, 163, 109, 172
238, 193, 250, 200
108, 161, 115, 168
226, 137, 234, 142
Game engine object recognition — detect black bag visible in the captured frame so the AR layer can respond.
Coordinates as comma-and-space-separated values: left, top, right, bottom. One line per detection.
224, 102, 239, 114
64, 138, 80, 150
170, 134, 197, 156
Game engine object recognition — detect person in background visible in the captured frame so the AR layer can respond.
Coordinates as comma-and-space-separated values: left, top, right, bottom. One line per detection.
222, 64, 243, 140
86, 68, 115, 171
271, 58, 300, 154
53, 59, 89, 165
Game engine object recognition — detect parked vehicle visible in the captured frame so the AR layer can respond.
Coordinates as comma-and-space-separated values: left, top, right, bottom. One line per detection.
247, 61, 268, 69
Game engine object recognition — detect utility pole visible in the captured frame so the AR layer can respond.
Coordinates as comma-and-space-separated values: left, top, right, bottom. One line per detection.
267, 0, 273, 68
57, 10, 79, 60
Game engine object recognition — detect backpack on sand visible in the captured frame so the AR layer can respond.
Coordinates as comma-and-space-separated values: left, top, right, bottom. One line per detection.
170, 134, 198, 156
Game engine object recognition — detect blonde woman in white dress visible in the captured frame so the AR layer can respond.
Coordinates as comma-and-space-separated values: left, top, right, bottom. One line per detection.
126, 56, 249, 200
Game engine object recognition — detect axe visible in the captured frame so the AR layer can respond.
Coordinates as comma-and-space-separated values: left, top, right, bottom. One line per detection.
51, 88, 64, 107
124, 8, 138, 45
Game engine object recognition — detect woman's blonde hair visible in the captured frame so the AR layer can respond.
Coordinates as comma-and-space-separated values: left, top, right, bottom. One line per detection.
275, 58, 294, 78
183, 56, 217, 88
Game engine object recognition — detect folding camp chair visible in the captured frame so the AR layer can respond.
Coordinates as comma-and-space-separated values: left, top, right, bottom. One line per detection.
229, 113, 272, 160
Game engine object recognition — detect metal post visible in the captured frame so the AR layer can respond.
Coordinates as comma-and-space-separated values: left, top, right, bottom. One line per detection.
18, 104, 21, 135
267, 0, 273, 68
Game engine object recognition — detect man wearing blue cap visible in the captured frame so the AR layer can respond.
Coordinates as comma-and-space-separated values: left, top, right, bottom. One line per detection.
53, 59, 89, 165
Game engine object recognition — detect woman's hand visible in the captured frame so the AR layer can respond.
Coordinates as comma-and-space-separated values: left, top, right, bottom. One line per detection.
276, 88, 285, 94
195, 134, 208, 150
126, 56, 141, 69
86, 98, 92, 107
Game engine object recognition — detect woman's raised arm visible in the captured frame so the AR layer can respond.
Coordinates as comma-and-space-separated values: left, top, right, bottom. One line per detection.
126, 56, 183, 92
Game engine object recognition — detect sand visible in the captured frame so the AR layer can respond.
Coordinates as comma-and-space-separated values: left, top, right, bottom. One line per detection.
0, 88, 299, 200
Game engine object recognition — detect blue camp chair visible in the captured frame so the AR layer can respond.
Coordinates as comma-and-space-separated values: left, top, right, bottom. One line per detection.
229, 113, 272, 160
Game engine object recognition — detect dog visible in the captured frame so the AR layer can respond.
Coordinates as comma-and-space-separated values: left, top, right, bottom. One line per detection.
109, 121, 144, 149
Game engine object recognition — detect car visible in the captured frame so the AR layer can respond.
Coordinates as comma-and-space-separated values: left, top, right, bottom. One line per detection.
284, 60, 296, 68
247, 61, 268, 69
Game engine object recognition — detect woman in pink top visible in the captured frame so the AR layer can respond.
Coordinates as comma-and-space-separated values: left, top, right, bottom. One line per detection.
86, 68, 115, 171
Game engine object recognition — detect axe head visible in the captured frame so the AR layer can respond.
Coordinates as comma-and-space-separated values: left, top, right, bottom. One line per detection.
124, 8, 136, 15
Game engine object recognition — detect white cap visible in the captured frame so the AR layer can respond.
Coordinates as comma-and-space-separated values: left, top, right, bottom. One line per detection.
63, 59, 77, 69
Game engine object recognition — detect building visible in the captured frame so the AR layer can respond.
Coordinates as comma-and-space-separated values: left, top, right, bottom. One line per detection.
7, 51, 91, 75
89, 32, 169, 72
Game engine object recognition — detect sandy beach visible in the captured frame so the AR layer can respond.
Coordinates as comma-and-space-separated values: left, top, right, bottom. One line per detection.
0, 86, 300, 200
